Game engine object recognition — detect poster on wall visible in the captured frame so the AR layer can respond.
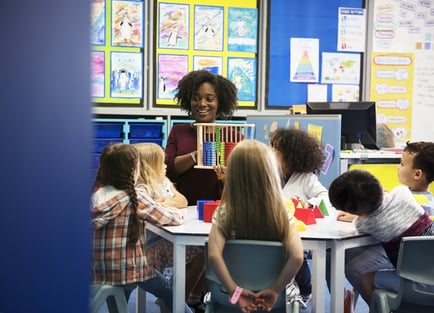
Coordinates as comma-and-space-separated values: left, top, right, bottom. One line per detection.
370, 52, 414, 146
321, 52, 361, 84
290, 38, 319, 83
157, 54, 189, 100
337, 7, 366, 52
91, 0, 105, 45
158, 3, 189, 49
110, 51, 143, 98
228, 57, 257, 102
91, 51, 105, 98
193, 5, 224, 51
111, 0, 143, 47
227, 7, 258, 53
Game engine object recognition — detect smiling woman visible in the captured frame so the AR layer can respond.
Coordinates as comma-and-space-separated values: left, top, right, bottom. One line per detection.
165, 70, 238, 206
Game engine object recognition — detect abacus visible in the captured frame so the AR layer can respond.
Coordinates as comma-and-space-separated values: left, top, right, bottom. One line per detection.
194, 123, 255, 169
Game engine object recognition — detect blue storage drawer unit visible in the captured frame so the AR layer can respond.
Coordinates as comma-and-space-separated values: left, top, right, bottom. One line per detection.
128, 123, 163, 138
129, 138, 163, 145
93, 138, 123, 153
94, 122, 124, 138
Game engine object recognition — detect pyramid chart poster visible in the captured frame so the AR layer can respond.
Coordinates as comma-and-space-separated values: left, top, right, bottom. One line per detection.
290, 38, 319, 83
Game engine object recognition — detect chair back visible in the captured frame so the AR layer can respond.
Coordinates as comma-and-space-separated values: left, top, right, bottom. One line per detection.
398, 236, 434, 285
205, 239, 287, 312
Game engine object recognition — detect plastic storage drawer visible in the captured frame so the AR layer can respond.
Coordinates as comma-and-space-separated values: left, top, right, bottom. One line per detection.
94, 123, 124, 138
129, 138, 163, 146
128, 123, 163, 138
93, 138, 123, 153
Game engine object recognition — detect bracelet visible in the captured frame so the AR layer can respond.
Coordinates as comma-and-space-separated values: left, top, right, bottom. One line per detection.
190, 151, 197, 164
229, 286, 243, 304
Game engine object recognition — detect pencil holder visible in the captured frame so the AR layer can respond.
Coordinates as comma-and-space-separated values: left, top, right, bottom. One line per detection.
194, 123, 255, 169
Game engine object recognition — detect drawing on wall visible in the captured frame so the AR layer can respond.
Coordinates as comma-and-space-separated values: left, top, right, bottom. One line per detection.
228, 57, 257, 102
91, 0, 105, 45
158, 3, 189, 49
227, 7, 258, 53
332, 84, 359, 102
91, 51, 105, 98
193, 56, 223, 74
110, 51, 142, 98
193, 5, 224, 51
157, 54, 188, 100
290, 38, 319, 82
321, 52, 361, 84
111, 0, 143, 47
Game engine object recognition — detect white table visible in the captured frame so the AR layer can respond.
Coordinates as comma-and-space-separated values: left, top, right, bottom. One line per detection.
146, 207, 377, 313
340, 151, 402, 173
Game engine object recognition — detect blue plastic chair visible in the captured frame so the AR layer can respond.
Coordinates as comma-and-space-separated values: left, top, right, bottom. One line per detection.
369, 236, 434, 313
204, 239, 300, 313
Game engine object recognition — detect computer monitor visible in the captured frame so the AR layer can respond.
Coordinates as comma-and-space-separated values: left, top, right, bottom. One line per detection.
306, 101, 379, 150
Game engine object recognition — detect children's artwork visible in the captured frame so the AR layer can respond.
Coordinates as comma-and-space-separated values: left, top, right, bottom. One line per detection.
111, 0, 143, 47
91, 0, 105, 45
193, 56, 223, 74
157, 54, 188, 100
227, 7, 258, 53
228, 57, 257, 102
290, 38, 319, 83
158, 3, 189, 49
110, 52, 142, 98
91, 51, 105, 98
321, 52, 361, 84
194, 5, 224, 51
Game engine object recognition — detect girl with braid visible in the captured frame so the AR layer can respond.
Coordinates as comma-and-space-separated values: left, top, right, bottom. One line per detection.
91, 143, 193, 313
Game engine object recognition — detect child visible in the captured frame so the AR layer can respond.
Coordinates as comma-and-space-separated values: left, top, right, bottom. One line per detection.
398, 141, 434, 215
91, 143, 192, 313
270, 127, 332, 302
340, 141, 434, 308
133, 142, 206, 311
208, 139, 304, 312
329, 169, 433, 304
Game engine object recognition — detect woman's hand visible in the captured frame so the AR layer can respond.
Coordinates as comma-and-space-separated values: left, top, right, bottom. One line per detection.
237, 289, 260, 313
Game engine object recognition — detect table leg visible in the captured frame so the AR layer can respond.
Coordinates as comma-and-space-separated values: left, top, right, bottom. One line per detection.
310, 242, 326, 313
173, 243, 186, 313
330, 241, 346, 313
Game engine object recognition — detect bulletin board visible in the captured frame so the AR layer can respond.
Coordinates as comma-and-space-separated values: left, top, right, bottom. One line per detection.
267, 0, 364, 108
246, 115, 341, 188
155, 0, 259, 108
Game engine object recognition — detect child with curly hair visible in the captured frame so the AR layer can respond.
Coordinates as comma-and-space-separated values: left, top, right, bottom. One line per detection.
270, 127, 332, 305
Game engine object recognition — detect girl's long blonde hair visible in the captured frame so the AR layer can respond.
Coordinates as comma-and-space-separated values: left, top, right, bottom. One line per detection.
133, 142, 166, 198
218, 140, 293, 242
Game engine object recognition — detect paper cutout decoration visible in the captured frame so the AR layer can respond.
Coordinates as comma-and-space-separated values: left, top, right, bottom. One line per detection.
318, 199, 329, 216
294, 208, 316, 225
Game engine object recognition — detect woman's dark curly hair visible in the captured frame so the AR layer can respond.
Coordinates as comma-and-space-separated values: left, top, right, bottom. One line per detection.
173, 70, 238, 120
404, 141, 434, 184
270, 127, 325, 174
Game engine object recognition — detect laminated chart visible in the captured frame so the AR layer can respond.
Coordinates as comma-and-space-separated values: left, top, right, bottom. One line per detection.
194, 123, 255, 169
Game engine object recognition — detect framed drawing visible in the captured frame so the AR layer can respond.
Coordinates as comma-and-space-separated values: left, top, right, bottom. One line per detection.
111, 0, 143, 47
110, 51, 143, 98
228, 57, 257, 102
193, 5, 224, 51
91, 51, 105, 98
91, 0, 105, 46
157, 54, 188, 100
158, 2, 189, 49
227, 7, 258, 53
193, 55, 223, 74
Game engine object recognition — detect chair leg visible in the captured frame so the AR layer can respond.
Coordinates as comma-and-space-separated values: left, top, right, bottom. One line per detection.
90, 284, 129, 313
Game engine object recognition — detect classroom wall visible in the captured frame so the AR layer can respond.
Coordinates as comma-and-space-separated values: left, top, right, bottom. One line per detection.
0, 1, 92, 313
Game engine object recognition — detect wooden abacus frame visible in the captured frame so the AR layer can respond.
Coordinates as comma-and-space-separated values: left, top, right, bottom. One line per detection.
194, 123, 256, 169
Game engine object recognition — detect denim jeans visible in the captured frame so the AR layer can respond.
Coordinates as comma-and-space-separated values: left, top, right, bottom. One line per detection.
106, 271, 193, 313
